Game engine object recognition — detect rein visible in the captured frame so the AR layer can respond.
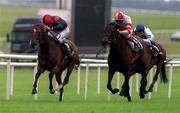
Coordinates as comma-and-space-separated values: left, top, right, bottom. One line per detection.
96, 47, 104, 58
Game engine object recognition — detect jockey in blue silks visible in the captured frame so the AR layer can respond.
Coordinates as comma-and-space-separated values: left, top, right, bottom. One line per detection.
134, 24, 163, 57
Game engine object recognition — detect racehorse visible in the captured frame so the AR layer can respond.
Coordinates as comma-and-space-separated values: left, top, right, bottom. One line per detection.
101, 22, 168, 101
30, 24, 80, 101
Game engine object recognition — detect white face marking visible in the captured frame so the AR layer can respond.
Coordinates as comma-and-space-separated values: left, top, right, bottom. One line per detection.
33, 29, 37, 32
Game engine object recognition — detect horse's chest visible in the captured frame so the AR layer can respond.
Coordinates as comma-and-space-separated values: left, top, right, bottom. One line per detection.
40, 58, 55, 71
44, 62, 54, 71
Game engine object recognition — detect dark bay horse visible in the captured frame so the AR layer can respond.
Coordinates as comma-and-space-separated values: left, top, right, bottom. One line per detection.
102, 22, 168, 101
30, 24, 80, 101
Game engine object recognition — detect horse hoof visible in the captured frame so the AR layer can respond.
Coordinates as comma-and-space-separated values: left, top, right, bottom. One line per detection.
144, 90, 148, 94
124, 94, 128, 97
119, 92, 124, 96
140, 93, 145, 99
148, 88, 153, 92
140, 96, 145, 99
148, 85, 153, 92
32, 89, 37, 95
119, 90, 125, 96
123, 92, 128, 97
127, 97, 131, 102
50, 90, 55, 94
59, 95, 63, 102
112, 88, 119, 94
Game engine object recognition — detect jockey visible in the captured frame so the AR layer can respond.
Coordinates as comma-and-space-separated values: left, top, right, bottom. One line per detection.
43, 14, 72, 59
134, 24, 163, 57
114, 11, 142, 52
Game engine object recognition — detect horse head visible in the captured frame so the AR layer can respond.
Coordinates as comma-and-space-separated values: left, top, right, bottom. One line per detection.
102, 22, 119, 48
30, 24, 45, 48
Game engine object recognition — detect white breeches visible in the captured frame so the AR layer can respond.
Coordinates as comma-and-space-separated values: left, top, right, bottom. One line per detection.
143, 38, 152, 46
56, 27, 70, 43
48, 27, 70, 43
57, 27, 70, 43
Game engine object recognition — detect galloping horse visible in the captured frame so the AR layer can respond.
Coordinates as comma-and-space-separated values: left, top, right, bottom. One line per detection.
102, 22, 168, 101
30, 24, 80, 101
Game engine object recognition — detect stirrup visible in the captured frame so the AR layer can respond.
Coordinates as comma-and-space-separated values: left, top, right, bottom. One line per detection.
65, 51, 74, 59
157, 52, 163, 57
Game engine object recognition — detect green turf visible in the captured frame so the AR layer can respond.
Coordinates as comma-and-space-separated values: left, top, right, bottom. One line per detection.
128, 12, 180, 30
0, 67, 180, 113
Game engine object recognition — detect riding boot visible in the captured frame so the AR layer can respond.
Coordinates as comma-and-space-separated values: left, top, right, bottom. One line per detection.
60, 41, 73, 59
152, 45, 162, 57
150, 41, 163, 57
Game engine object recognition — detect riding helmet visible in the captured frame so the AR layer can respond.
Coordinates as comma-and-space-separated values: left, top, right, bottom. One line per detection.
136, 24, 145, 31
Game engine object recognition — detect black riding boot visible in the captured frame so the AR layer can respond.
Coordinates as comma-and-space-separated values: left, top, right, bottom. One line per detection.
60, 41, 73, 59
151, 42, 163, 57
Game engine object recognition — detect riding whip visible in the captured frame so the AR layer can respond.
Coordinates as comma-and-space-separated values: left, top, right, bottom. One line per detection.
96, 47, 104, 58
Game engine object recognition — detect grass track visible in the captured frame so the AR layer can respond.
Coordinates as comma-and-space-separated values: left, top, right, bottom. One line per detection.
0, 67, 180, 113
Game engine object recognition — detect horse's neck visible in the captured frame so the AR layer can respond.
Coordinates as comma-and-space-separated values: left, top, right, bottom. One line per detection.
40, 36, 59, 53
109, 36, 130, 58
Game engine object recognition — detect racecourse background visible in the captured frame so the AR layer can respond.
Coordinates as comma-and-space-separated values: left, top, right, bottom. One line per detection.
1, 1, 180, 113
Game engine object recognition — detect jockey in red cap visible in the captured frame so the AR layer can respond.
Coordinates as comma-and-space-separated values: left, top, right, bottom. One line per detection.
43, 14, 72, 59
114, 11, 142, 52
114, 11, 133, 38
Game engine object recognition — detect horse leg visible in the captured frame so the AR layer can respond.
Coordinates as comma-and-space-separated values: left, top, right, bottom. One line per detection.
139, 71, 148, 99
148, 65, 162, 92
63, 65, 74, 86
59, 88, 64, 102
48, 72, 55, 94
59, 64, 75, 101
55, 71, 63, 101
107, 69, 119, 94
32, 69, 45, 94
124, 75, 131, 102
119, 79, 126, 97
55, 71, 63, 90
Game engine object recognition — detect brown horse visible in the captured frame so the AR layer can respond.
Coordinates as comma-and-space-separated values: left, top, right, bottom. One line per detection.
102, 22, 168, 101
30, 24, 80, 101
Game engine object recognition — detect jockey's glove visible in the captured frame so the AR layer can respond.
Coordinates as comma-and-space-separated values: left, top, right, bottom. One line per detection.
117, 29, 129, 35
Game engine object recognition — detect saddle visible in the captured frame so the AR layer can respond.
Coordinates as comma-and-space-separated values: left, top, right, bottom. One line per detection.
47, 31, 73, 59
126, 35, 143, 52
150, 41, 163, 58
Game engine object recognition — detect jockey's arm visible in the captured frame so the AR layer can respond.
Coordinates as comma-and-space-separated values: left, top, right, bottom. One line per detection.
117, 29, 129, 35
53, 19, 67, 31
117, 23, 132, 36
144, 27, 154, 40
43, 24, 51, 30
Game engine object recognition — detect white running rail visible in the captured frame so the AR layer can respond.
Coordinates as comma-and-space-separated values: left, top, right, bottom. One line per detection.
0, 54, 179, 100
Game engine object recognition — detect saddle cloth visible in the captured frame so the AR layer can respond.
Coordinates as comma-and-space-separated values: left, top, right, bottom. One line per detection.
127, 36, 143, 52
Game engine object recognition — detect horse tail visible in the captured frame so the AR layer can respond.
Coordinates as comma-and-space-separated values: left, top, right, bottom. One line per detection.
160, 62, 168, 83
